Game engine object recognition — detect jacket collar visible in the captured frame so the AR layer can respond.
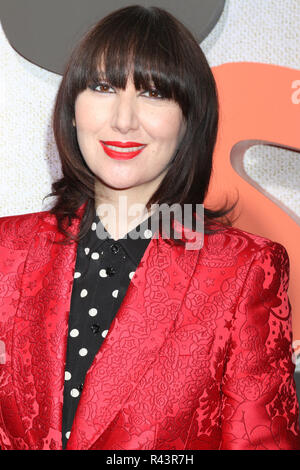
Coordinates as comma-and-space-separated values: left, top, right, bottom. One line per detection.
12, 200, 202, 450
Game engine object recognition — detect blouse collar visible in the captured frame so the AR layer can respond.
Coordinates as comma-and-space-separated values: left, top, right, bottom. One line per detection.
80, 208, 154, 265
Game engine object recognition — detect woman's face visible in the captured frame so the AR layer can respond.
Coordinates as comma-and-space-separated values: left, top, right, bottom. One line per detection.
73, 73, 186, 200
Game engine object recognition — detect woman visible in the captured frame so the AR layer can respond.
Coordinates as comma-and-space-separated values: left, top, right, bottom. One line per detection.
0, 5, 299, 451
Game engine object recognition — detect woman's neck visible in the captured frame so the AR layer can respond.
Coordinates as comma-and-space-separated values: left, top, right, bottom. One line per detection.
94, 188, 155, 241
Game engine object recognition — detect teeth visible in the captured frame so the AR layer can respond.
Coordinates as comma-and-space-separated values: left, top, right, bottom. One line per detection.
104, 144, 145, 152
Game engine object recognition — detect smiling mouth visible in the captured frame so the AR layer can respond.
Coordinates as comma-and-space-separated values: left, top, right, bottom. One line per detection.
100, 141, 147, 160
103, 143, 146, 152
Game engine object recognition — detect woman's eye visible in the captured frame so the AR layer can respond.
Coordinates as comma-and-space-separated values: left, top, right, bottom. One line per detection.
142, 89, 164, 99
92, 82, 115, 93
88, 83, 163, 99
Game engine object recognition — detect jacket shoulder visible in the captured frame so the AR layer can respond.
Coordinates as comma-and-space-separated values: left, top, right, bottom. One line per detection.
203, 223, 288, 263
0, 210, 57, 251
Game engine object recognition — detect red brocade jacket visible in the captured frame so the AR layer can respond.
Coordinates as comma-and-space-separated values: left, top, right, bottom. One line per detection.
0, 201, 299, 450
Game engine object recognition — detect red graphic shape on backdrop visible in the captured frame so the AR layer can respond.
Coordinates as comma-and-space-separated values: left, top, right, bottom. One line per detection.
207, 62, 300, 338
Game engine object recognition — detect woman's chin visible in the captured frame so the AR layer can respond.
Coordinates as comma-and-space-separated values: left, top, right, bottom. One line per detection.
94, 176, 143, 192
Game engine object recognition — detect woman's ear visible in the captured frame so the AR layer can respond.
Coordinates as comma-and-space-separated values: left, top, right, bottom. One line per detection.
72, 118, 76, 127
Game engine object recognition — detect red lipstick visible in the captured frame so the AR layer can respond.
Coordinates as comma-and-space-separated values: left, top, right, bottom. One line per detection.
100, 141, 146, 160
102, 141, 145, 148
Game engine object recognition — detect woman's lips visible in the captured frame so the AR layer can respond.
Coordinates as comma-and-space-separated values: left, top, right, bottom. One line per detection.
100, 141, 146, 160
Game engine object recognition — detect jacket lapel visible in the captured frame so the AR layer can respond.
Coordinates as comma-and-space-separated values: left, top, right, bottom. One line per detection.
66, 226, 201, 450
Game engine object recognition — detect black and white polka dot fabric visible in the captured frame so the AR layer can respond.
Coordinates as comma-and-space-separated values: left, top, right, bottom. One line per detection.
62, 209, 153, 449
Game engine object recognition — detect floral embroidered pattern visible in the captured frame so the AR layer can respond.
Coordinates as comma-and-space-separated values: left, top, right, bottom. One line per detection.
0, 203, 299, 450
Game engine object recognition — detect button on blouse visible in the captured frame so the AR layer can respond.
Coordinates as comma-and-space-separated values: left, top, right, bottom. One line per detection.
61, 209, 153, 449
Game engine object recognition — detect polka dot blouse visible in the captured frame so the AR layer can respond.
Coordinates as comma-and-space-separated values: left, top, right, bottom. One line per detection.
61, 209, 153, 449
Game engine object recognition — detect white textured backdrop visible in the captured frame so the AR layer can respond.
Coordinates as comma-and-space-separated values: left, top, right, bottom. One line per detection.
0, 0, 299, 217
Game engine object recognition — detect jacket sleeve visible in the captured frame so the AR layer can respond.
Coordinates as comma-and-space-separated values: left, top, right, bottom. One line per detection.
220, 242, 300, 450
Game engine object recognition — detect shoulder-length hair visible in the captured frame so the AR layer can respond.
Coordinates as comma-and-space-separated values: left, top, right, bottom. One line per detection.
44, 4, 238, 246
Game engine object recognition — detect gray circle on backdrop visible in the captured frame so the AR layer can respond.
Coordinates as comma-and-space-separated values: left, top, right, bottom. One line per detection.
0, 0, 225, 75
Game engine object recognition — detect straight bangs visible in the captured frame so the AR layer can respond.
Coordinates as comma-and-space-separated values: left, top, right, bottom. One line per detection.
70, 7, 191, 118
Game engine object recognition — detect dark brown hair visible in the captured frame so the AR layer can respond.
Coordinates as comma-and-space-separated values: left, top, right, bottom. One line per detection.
44, 4, 238, 246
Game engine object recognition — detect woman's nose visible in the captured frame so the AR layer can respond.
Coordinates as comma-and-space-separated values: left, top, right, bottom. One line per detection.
110, 92, 139, 134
